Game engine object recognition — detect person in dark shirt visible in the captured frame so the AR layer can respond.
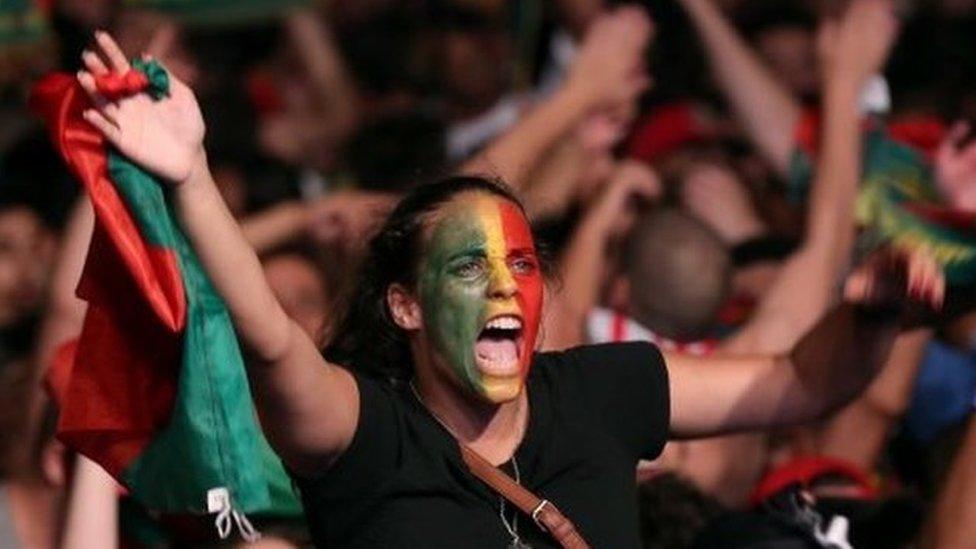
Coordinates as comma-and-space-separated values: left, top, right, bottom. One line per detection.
75, 16, 940, 548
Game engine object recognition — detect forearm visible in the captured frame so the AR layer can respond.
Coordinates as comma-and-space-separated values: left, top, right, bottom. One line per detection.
521, 136, 587, 219
803, 75, 862, 272
675, 303, 897, 437
787, 302, 900, 421
35, 198, 92, 371
286, 10, 358, 135
61, 456, 119, 549
680, 0, 800, 175
736, 72, 863, 352
461, 85, 592, 189
173, 159, 292, 362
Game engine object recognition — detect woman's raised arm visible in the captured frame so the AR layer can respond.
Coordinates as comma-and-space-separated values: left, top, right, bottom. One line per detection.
78, 31, 358, 475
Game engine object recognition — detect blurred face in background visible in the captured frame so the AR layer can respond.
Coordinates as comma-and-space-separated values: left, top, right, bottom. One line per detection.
755, 25, 819, 99
264, 253, 330, 340
113, 10, 200, 89
0, 208, 55, 327
442, 28, 512, 116
58, 0, 114, 28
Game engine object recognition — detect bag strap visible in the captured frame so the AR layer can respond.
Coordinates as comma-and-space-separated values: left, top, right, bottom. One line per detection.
459, 445, 591, 549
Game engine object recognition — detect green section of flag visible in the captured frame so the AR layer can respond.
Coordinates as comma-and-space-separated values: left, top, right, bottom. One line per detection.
109, 151, 300, 515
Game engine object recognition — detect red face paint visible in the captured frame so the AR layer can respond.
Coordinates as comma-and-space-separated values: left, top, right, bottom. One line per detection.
499, 200, 543, 377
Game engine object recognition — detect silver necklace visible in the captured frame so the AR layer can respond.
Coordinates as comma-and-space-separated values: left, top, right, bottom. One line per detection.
499, 457, 531, 548
409, 382, 531, 548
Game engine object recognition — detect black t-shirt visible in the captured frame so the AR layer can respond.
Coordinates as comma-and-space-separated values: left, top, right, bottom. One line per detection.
294, 342, 670, 548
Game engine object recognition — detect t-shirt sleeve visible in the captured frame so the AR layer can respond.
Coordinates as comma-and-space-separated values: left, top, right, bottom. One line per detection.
291, 370, 401, 502
555, 342, 670, 461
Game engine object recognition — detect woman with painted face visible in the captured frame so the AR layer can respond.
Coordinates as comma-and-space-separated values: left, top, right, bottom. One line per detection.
74, 18, 940, 548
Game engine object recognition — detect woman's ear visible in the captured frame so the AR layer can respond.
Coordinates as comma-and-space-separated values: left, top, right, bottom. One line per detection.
387, 284, 423, 330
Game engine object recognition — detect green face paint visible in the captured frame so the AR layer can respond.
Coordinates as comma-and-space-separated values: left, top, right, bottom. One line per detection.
417, 193, 542, 403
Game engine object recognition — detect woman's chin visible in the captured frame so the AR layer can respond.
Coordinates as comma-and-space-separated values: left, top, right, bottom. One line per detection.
479, 375, 524, 404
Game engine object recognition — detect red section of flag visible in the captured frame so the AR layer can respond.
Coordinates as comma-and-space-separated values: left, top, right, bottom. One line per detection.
30, 73, 185, 479
30, 73, 185, 331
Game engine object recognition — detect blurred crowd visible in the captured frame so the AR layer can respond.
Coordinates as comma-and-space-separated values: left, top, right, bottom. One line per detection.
4, 0, 976, 547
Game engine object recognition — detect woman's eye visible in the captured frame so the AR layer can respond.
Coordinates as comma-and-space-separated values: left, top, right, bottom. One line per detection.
511, 257, 537, 275
454, 260, 485, 278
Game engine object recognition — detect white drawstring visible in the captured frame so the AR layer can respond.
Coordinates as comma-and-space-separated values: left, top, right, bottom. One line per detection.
207, 487, 263, 543
232, 509, 261, 542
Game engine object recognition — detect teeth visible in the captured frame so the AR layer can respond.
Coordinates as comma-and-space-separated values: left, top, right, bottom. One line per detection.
486, 316, 522, 330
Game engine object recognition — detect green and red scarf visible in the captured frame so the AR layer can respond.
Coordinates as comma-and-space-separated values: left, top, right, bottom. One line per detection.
30, 61, 301, 529
790, 111, 976, 284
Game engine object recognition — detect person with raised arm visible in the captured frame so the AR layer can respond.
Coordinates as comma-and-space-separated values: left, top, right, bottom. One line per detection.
74, 14, 937, 545
678, 0, 804, 177
462, 6, 652, 190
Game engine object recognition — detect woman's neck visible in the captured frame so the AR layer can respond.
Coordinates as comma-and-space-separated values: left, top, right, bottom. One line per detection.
413, 371, 528, 466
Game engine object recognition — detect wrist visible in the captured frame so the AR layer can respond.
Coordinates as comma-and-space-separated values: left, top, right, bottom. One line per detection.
825, 67, 868, 97
823, 76, 863, 114
180, 150, 210, 188
175, 152, 213, 199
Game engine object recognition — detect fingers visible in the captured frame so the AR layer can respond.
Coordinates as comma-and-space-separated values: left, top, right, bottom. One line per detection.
76, 71, 120, 124
843, 269, 873, 303
95, 30, 131, 73
81, 49, 109, 75
82, 108, 122, 145
904, 248, 945, 309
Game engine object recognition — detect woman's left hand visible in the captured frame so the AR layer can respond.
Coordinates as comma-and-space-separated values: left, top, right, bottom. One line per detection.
77, 31, 206, 185
843, 246, 945, 315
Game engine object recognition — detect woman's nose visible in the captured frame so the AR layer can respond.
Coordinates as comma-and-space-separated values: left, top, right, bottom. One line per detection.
486, 260, 517, 299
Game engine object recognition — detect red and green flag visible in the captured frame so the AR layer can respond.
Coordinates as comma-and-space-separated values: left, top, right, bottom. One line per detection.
29, 61, 301, 532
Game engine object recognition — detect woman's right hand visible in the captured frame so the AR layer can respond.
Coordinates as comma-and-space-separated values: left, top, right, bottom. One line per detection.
78, 31, 206, 186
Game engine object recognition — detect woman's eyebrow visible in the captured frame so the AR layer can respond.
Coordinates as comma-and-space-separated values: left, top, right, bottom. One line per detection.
507, 247, 537, 257
445, 246, 487, 262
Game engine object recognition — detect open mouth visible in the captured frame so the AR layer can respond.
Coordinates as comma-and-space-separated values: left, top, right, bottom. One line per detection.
474, 315, 524, 376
